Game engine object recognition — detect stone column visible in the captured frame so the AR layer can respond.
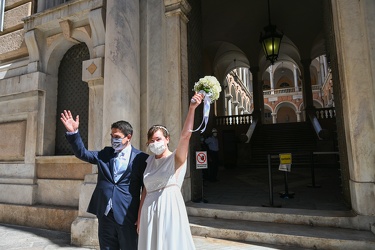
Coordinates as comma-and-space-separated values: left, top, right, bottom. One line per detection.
71, 6, 106, 248
319, 56, 325, 85
293, 64, 299, 92
269, 65, 275, 94
323, 55, 328, 77
271, 113, 277, 124
331, 0, 375, 215
242, 68, 247, 87
248, 68, 253, 90
164, 0, 192, 202
226, 94, 232, 116
164, 0, 191, 151
301, 59, 314, 110
233, 101, 239, 116
139, 0, 191, 199
140, 0, 190, 151
296, 111, 301, 122
239, 106, 244, 115
103, 0, 141, 147
250, 66, 262, 121
232, 101, 239, 124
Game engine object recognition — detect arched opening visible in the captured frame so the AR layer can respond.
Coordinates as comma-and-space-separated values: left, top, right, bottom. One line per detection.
54, 43, 90, 155
191, 0, 350, 212
277, 106, 296, 123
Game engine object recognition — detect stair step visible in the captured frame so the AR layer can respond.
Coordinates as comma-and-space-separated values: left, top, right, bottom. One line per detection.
192, 235, 310, 250
187, 203, 375, 250
187, 202, 359, 229
0, 203, 78, 232
189, 216, 375, 250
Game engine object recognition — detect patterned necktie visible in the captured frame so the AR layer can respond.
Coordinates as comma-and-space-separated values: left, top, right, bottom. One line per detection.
114, 154, 121, 182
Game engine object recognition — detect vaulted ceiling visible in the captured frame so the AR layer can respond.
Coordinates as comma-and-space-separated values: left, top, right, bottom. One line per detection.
200, 0, 325, 77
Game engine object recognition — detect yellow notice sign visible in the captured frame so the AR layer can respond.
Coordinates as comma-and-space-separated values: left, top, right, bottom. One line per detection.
279, 153, 292, 164
279, 153, 292, 172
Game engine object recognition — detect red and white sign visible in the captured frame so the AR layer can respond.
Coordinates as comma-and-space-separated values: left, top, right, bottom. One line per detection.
196, 151, 208, 169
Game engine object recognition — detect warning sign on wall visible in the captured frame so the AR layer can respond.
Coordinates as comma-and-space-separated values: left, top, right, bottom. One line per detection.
196, 151, 208, 169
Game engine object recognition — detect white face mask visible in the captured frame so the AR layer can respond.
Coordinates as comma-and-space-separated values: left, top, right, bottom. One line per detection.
149, 140, 166, 155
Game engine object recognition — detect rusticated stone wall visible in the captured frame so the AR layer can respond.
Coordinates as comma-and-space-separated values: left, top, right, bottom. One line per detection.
0, 121, 26, 161
0, 0, 33, 62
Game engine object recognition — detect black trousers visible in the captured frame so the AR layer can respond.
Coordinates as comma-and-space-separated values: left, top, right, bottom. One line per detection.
98, 210, 138, 250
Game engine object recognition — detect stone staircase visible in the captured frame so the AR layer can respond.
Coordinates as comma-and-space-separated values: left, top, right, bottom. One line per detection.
247, 122, 319, 167
186, 202, 375, 250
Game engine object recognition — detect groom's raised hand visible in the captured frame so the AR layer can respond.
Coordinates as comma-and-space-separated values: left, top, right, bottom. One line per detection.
60, 110, 79, 132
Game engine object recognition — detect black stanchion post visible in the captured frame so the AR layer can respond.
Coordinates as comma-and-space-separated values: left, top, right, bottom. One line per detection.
308, 152, 321, 188
263, 154, 281, 207
280, 171, 295, 199
268, 154, 273, 206
284, 172, 289, 194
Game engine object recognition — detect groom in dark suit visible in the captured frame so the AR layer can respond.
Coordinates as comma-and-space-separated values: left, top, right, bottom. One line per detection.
60, 110, 148, 250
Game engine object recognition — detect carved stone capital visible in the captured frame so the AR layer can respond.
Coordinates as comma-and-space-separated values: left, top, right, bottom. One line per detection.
164, 0, 191, 23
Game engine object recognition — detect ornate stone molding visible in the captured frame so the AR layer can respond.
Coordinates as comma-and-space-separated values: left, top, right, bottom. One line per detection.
225, 94, 233, 100
164, 0, 191, 23
59, 20, 80, 44
82, 57, 104, 82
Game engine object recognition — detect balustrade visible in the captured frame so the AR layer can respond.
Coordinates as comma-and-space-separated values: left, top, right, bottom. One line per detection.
315, 107, 336, 119
215, 114, 253, 126
263, 87, 302, 96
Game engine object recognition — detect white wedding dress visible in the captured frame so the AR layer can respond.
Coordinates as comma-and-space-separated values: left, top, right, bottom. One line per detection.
138, 151, 196, 250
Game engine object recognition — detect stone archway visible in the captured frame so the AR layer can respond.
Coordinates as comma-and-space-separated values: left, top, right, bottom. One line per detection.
274, 102, 298, 124
55, 43, 90, 155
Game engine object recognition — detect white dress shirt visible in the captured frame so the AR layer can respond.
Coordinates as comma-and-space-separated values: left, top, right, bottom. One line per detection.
105, 145, 132, 215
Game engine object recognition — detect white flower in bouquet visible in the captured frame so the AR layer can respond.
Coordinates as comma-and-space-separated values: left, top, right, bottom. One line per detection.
193, 76, 222, 103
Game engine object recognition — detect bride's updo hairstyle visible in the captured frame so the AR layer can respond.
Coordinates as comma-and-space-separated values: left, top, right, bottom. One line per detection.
147, 125, 170, 141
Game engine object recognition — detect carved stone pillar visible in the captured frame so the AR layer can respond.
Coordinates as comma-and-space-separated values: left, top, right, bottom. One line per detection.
269, 65, 275, 94
226, 94, 233, 116
163, 0, 191, 150
250, 66, 262, 122
138, 0, 191, 200
293, 64, 299, 92
271, 113, 277, 124
238, 106, 244, 115
103, 0, 141, 146
232, 101, 239, 116
71, 6, 106, 247
296, 111, 301, 122
301, 59, 314, 111
331, 0, 375, 215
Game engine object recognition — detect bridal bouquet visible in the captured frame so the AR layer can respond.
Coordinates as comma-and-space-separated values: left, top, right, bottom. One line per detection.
190, 76, 222, 133
192, 76, 222, 103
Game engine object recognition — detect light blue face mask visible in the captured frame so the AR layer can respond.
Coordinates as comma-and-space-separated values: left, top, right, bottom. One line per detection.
111, 137, 124, 151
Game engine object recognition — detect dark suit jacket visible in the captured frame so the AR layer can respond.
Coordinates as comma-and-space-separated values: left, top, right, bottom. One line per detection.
66, 132, 148, 225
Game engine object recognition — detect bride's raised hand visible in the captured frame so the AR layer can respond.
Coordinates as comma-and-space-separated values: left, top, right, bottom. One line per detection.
190, 92, 204, 107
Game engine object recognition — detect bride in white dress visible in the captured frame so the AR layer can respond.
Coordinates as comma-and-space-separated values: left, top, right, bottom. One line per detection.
137, 93, 203, 250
